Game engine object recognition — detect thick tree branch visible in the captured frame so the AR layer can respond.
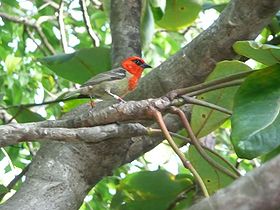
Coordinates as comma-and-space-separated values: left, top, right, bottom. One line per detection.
0, 123, 148, 146
187, 154, 280, 210
110, 0, 142, 67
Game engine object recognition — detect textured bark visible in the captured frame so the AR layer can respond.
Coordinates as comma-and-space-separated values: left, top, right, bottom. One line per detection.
0, 123, 148, 146
110, 0, 142, 67
1, 0, 280, 209
187, 154, 280, 210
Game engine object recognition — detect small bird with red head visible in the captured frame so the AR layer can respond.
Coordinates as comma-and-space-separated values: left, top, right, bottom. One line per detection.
66, 56, 151, 102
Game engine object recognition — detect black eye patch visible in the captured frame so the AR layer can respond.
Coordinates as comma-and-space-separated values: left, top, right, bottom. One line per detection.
132, 59, 144, 65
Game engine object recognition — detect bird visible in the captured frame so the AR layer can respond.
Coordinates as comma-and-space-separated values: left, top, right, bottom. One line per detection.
65, 56, 151, 104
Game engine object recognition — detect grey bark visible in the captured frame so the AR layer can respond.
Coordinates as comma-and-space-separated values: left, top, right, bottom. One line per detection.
110, 0, 142, 67
1, 0, 280, 209
0, 123, 148, 146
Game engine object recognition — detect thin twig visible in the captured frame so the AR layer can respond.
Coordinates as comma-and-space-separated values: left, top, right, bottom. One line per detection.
0, 164, 30, 200
168, 70, 255, 99
186, 79, 244, 97
25, 27, 48, 56
0, 12, 55, 55
167, 185, 195, 210
149, 129, 240, 176
6, 107, 23, 124
170, 107, 240, 179
6, 165, 30, 191
79, 0, 100, 47
43, 0, 60, 9
0, 96, 87, 110
179, 96, 232, 115
34, 25, 56, 55
148, 106, 209, 197
58, 0, 68, 52
0, 12, 34, 27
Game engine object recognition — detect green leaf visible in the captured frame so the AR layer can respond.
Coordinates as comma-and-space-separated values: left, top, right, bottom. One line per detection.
62, 99, 89, 113
231, 65, 280, 159
8, 108, 45, 123
233, 41, 280, 65
188, 146, 235, 195
141, 0, 155, 48
5, 55, 22, 74
150, 0, 166, 12
39, 47, 111, 84
261, 145, 280, 163
111, 170, 193, 210
191, 61, 252, 137
156, 0, 201, 31
0, 184, 9, 196
150, 0, 166, 21
269, 17, 280, 35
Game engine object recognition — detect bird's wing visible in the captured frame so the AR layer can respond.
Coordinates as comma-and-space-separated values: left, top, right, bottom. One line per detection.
81, 67, 127, 87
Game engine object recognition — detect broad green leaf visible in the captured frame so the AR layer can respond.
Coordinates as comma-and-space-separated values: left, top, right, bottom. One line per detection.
233, 41, 280, 65
141, 1, 155, 48
8, 108, 45, 123
188, 146, 235, 195
39, 47, 111, 84
231, 65, 280, 159
5, 55, 22, 74
191, 61, 252, 137
111, 170, 193, 210
156, 0, 201, 31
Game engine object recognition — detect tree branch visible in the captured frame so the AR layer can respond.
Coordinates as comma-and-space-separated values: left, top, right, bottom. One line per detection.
0, 123, 148, 146
79, 0, 100, 47
110, 0, 142, 67
58, 0, 68, 52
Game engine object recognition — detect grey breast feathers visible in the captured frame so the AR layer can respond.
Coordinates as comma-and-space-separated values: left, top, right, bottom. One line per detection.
81, 68, 127, 87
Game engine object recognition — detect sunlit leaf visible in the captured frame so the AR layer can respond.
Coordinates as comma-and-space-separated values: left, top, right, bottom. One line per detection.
156, 0, 201, 31
233, 41, 280, 65
5, 55, 22, 74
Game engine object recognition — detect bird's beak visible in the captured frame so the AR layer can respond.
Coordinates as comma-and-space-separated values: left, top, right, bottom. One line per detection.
141, 63, 152, 68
